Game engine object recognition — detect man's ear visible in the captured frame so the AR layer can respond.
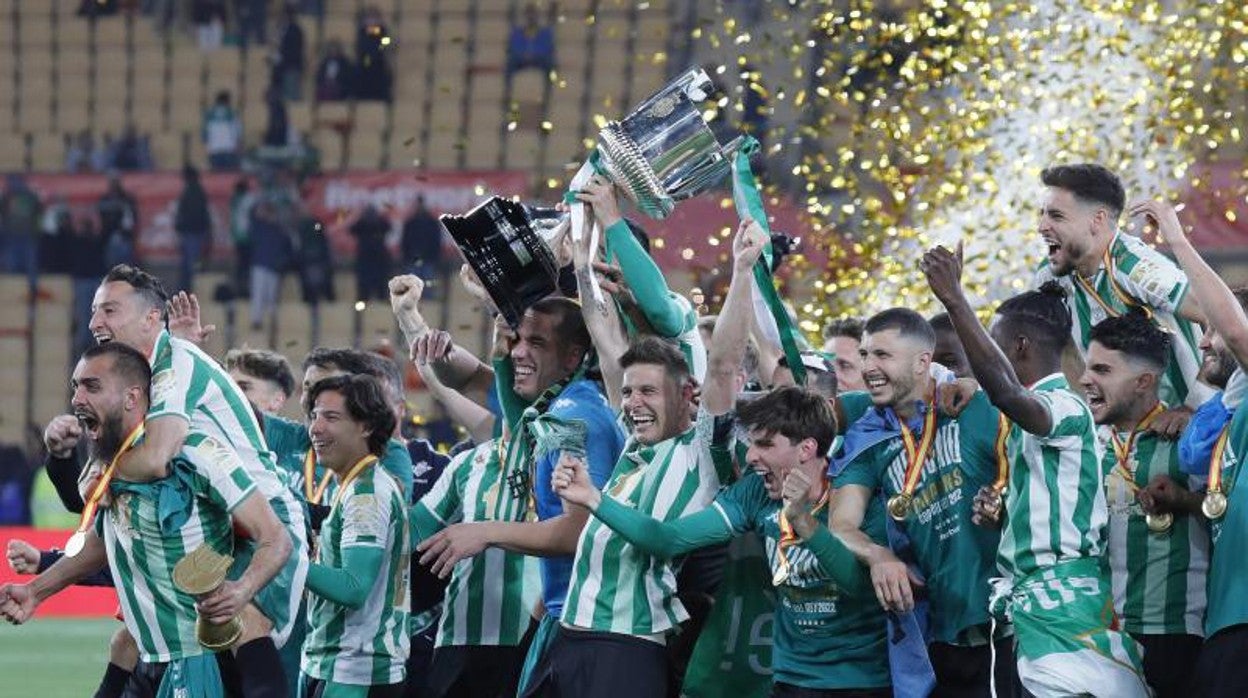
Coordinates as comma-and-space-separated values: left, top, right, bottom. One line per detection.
1013, 334, 1032, 361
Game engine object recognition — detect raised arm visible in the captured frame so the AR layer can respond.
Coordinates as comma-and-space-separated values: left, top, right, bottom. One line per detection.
570, 211, 628, 405
922, 243, 1052, 435
1135, 199, 1248, 367
0, 530, 109, 625
704, 219, 767, 416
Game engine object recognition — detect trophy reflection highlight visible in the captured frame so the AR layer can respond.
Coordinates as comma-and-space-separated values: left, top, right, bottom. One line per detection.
172, 545, 244, 650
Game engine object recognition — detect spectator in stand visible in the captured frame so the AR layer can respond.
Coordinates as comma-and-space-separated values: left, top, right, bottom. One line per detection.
111, 124, 149, 171
230, 177, 255, 294
1, 174, 43, 285
204, 90, 243, 171
354, 5, 393, 102
263, 86, 290, 147
96, 173, 138, 268
236, 0, 270, 49
39, 196, 73, 276
192, 0, 226, 51
401, 195, 445, 298
273, 3, 305, 100
250, 200, 292, 331
91, 132, 115, 172
295, 204, 334, 306
65, 130, 94, 173
314, 39, 352, 101
506, 3, 555, 76
349, 202, 392, 302
174, 165, 213, 293
68, 214, 108, 357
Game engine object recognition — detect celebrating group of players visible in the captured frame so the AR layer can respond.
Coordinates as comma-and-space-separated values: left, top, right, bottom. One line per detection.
3, 161, 1248, 698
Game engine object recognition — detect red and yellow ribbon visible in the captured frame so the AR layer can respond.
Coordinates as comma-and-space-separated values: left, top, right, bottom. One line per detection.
1108, 403, 1166, 491
774, 484, 830, 586
897, 398, 939, 499
1208, 426, 1231, 496
65, 422, 146, 556
991, 413, 1012, 493
304, 448, 335, 505
1072, 245, 1153, 321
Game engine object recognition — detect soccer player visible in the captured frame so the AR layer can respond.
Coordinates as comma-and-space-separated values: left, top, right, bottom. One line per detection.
923, 243, 1149, 696
1080, 311, 1209, 697
1134, 198, 1248, 697
1031, 163, 1207, 408
829, 308, 1016, 696
301, 374, 411, 697
84, 264, 308, 691
554, 385, 890, 697
0, 342, 293, 696
822, 317, 867, 392
415, 295, 625, 693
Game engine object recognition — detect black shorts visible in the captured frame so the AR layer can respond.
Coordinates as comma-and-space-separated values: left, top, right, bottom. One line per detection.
303, 677, 405, 698
1134, 633, 1202, 698
521, 626, 669, 698
770, 683, 891, 698
929, 637, 1021, 698
121, 656, 242, 698
1195, 624, 1248, 698
425, 638, 533, 698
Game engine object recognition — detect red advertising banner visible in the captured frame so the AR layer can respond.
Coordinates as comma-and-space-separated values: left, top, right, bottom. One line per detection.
21, 170, 826, 275
0, 527, 118, 617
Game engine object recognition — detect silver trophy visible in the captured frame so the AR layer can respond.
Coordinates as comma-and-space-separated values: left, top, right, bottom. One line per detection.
440, 197, 568, 328
596, 67, 743, 219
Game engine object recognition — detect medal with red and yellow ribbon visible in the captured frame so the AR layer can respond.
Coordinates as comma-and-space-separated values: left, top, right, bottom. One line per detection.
1072, 246, 1153, 321
1107, 403, 1170, 533
886, 400, 938, 522
64, 423, 146, 557
773, 484, 830, 586
1203, 426, 1231, 520
303, 449, 336, 505
977, 414, 1012, 524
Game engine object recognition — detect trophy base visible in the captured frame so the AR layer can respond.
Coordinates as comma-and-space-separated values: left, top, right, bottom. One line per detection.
196, 615, 244, 651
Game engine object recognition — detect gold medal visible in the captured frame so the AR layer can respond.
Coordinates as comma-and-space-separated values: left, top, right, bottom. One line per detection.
64, 530, 87, 557
1145, 512, 1173, 534
1203, 489, 1228, 520
887, 493, 912, 522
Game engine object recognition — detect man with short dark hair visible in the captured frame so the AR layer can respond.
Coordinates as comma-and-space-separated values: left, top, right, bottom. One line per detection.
1032, 163, 1207, 408
929, 313, 971, 378
1, 342, 293, 697
1080, 311, 1209, 698
925, 244, 1148, 696
829, 307, 1015, 696
225, 348, 297, 415
823, 317, 866, 392
301, 374, 410, 696
555, 385, 890, 697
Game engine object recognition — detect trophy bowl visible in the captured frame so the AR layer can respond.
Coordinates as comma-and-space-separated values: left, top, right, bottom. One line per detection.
441, 197, 567, 328
596, 67, 743, 219
172, 546, 244, 651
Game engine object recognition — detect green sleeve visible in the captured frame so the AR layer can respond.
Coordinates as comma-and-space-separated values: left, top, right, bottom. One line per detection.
594, 494, 736, 559
805, 526, 872, 598
492, 358, 531, 430
305, 546, 384, 609
833, 451, 882, 491
603, 220, 687, 338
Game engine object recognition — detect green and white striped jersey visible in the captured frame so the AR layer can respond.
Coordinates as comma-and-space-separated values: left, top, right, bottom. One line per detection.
562, 411, 722, 636
669, 292, 707, 383
997, 374, 1108, 581
303, 466, 410, 686
1034, 232, 1209, 408
99, 432, 257, 663
1099, 426, 1208, 636
411, 441, 540, 648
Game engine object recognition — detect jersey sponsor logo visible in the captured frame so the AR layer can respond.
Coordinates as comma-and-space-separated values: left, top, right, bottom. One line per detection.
345, 495, 378, 524
195, 435, 238, 472
151, 368, 176, 405
1125, 257, 1170, 298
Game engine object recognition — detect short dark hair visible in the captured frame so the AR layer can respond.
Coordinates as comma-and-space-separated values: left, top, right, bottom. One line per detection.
303, 374, 396, 456
823, 317, 864, 342
1041, 163, 1126, 220
362, 351, 404, 399
225, 348, 296, 398
995, 281, 1072, 354
528, 296, 590, 355
619, 336, 690, 386
929, 313, 954, 333
736, 386, 837, 456
81, 342, 152, 392
864, 308, 935, 350
104, 264, 169, 323
302, 347, 378, 376
1089, 311, 1170, 373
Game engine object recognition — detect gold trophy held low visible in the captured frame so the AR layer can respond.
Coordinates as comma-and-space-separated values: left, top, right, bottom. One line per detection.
172, 545, 243, 650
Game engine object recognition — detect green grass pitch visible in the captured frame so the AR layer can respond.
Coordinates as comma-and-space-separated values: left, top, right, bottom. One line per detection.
3, 618, 118, 693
